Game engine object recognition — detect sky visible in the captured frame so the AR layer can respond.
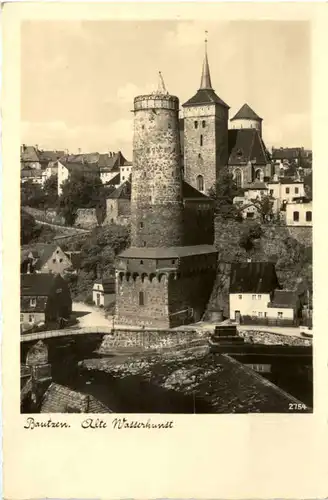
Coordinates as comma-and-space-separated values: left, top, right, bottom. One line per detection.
21, 20, 311, 158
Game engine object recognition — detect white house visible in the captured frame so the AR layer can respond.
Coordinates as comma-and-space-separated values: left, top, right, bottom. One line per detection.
286, 200, 312, 227
229, 262, 299, 324
119, 162, 132, 184
267, 179, 305, 211
92, 278, 116, 307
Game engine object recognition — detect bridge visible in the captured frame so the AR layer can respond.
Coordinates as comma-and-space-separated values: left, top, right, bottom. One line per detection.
21, 326, 112, 343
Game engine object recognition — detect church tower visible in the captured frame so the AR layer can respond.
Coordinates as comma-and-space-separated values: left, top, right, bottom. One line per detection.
182, 37, 229, 194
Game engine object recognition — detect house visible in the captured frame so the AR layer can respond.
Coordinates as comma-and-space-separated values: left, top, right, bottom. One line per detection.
21, 168, 43, 185
20, 145, 42, 169
271, 147, 303, 166
104, 180, 131, 225
92, 277, 116, 307
267, 178, 305, 211
57, 159, 100, 195
235, 201, 262, 220
41, 162, 59, 185
286, 199, 312, 227
20, 273, 72, 330
229, 262, 301, 325
23, 244, 80, 276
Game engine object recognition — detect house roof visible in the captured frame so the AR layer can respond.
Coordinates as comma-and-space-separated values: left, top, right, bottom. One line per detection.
182, 181, 210, 200
21, 145, 40, 163
40, 383, 112, 413
21, 169, 42, 178
21, 273, 60, 296
245, 182, 268, 190
228, 129, 270, 166
105, 172, 121, 186
272, 148, 303, 160
59, 160, 100, 175
107, 180, 131, 200
119, 245, 218, 260
182, 88, 229, 109
231, 103, 262, 121
39, 150, 65, 163
229, 262, 280, 294
268, 290, 298, 309
31, 244, 58, 270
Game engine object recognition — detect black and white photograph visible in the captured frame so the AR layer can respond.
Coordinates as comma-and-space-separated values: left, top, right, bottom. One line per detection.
20, 17, 313, 414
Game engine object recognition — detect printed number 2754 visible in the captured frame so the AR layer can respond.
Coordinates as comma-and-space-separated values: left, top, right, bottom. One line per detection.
289, 403, 307, 411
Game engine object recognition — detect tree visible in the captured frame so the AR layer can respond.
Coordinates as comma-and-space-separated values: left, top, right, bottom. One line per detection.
304, 171, 312, 200
58, 171, 105, 226
21, 209, 39, 244
239, 222, 263, 253
208, 170, 242, 219
21, 181, 46, 208
252, 195, 274, 222
43, 174, 58, 208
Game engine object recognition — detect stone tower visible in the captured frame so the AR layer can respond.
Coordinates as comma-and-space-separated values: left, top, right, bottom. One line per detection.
115, 73, 218, 328
182, 38, 230, 194
130, 72, 184, 248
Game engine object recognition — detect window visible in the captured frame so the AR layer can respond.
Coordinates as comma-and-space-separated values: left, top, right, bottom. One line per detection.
30, 298, 36, 307
200, 135, 203, 146
264, 312, 267, 318
252, 295, 256, 300
20, 313, 24, 323
140, 260, 143, 264
29, 314, 34, 323
171, 260, 175, 264
246, 212, 254, 219
197, 175, 204, 192
198, 153, 201, 158
286, 187, 290, 194
59, 258, 63, 263
270, 189, 274, 195
139, 291, 144, 306
295, 187, 299, 194
258, 312, 263, 318
278, 311, 283, 319
194, 121, 198, 129
56, 250, 59, 254
52, 259, 56, 263
235, 169, 242, 188
139, 222, 144, 229
306, 211, 312, 222
143, 241, 146, 247
257, 295, 262, 300
202, 120, 206, 128
238, 295, 242, 300
293, 211, 299, 222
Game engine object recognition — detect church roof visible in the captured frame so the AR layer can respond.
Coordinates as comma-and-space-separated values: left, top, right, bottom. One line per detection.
182, 39, 229, 109
228, 129, 270, 166
183, 88, 229, 108
231, 103, 262, 121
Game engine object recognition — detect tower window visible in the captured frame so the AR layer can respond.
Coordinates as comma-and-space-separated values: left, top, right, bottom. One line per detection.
200, 135, 203, 147
197, 175, 204, 192
143, 241, 146, 247
202, 120, 206, 128
139, 222, 144, 228
198, 153, 201, 159
235, 169, 242, 188
306, 211, 312, 222
194, 121, 198, 129
139, 291, 145, 306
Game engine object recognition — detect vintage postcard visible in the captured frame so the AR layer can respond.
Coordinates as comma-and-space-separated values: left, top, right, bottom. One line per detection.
2, 1, 328, 498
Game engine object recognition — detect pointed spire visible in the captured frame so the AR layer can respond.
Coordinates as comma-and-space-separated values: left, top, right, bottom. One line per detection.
158, 71, 168, 94
200, 32, 212, 90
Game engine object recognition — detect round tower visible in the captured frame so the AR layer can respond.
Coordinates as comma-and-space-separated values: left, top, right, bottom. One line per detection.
131, 73, 184, 247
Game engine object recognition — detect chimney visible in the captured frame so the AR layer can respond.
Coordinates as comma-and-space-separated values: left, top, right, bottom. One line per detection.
78, 148, 82, 154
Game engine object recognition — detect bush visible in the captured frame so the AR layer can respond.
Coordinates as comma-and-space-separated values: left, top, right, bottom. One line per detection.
84, 293, 94, 306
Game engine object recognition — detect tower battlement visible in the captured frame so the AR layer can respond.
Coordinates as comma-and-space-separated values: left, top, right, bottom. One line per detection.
134, 94, 179, 112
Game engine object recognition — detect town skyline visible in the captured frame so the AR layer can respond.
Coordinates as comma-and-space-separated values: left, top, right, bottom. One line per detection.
21, 19, 311, 158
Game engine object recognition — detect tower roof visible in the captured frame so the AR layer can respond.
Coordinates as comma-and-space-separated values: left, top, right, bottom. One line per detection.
182, 36, 229, 109
200, 37, 212, 90
231, 103, 262, 121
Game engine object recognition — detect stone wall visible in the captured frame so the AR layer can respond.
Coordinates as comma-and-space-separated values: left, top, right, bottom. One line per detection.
287, 226, 312, 246
23, 206, 65, 225
75, 208, 98, 229
116, 275, 169, 328
98, 328, 206, 353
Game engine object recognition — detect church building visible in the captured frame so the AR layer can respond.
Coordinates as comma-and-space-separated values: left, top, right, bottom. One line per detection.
182, 40, 273, 191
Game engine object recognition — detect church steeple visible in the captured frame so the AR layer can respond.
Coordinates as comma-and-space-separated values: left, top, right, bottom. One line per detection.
200, 33, 212, 90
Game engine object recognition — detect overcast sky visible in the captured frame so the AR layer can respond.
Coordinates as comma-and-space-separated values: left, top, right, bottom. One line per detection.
21, 20, 311, 158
